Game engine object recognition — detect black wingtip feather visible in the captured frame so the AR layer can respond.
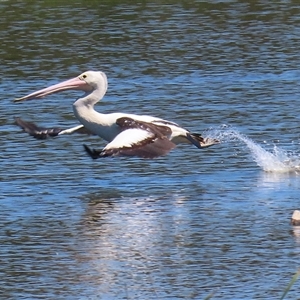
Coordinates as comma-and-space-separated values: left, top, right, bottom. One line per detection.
15, 117, 62, 139
83, 144, 102, 159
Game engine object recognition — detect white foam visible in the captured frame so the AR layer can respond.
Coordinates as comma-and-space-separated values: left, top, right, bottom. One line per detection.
204, 125, 300, 173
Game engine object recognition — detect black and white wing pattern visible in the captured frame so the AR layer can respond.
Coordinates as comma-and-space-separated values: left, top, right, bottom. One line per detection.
15, 117, 93, 139
84, 117, 176, 159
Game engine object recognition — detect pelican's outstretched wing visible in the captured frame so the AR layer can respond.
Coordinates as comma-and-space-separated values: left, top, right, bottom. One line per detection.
84, 117, 176, 159
15, 117, 94, 139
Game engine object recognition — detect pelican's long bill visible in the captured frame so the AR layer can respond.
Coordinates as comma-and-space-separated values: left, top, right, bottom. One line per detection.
14, 76, 91, 102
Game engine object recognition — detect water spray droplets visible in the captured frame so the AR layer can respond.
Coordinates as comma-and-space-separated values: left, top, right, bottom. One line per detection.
204, 125, 300, 173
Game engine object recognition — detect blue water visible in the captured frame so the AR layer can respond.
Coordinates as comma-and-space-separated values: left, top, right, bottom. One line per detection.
1, 1, 300, 299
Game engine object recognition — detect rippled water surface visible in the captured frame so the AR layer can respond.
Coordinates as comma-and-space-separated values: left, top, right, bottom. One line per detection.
1, 1, 300, 299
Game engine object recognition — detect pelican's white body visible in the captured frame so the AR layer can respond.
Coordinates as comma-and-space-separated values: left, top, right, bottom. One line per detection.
72, 103, 185, 143
71, 71, 190, 146
16, 70, 218, 158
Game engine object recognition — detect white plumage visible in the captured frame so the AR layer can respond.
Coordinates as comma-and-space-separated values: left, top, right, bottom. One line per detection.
15, 70, 219, 158
104, 129, 154, 150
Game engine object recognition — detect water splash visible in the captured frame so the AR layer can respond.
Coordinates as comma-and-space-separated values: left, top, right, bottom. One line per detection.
205, 125, 300, 173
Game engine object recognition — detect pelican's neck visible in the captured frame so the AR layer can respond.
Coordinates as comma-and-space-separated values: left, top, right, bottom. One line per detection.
75, 84, 106, 107
73, 90, 102, 121
72, 89, 119, 141
72, 84, 111, 132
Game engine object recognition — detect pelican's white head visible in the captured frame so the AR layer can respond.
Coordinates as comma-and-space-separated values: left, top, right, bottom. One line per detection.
78, 71, 108, 91
14, 70, 108, 102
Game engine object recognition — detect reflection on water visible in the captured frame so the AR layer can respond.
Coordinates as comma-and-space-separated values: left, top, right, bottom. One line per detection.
260, 171, 300, 186
1, 1, 300, 299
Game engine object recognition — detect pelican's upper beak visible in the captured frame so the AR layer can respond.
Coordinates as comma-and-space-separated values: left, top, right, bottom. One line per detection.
14, 76, 92, 102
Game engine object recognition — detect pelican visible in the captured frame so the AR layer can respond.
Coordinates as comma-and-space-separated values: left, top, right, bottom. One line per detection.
14, 71, 219, 159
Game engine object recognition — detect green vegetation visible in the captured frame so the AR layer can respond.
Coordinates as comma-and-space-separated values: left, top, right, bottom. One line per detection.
280, 269, 300, 300
203, 269, 300, 300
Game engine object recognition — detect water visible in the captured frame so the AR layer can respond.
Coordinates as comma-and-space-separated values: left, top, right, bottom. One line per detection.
209, 126, 300, 173
1, 1, 300, 299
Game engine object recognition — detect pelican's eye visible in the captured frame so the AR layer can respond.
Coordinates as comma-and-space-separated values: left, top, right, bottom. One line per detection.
82, 74, 87, 79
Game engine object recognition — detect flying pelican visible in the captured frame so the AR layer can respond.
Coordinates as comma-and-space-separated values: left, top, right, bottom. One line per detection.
14, 71, 219, 159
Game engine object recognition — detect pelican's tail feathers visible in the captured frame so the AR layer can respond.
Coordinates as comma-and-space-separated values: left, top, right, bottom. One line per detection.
187, 133, 219, 149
